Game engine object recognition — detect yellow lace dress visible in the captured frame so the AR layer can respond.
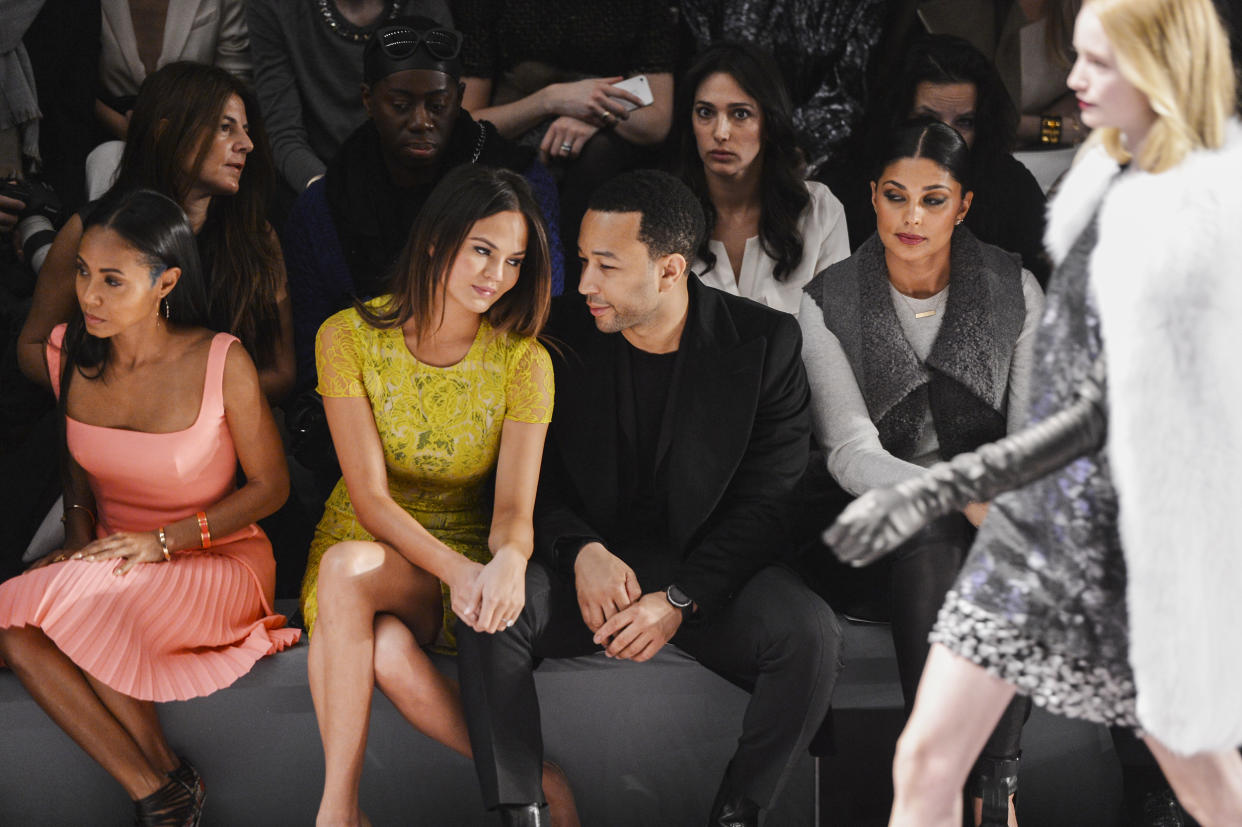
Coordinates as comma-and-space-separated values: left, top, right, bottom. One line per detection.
300, 301, 553, 651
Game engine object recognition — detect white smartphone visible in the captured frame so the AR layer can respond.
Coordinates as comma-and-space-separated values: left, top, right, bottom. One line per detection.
611, 75, 655, 111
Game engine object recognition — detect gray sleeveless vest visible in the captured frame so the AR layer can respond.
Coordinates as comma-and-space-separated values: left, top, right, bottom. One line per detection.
804, 227, 1027, 459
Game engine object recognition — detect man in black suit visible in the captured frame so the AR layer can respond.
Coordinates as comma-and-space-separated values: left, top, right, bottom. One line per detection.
456, 170, 841, 827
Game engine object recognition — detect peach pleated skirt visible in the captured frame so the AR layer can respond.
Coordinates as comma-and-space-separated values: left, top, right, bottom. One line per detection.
0, 536, 301, 702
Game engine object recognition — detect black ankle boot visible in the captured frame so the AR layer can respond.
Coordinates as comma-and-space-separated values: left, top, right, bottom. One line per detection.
707, 781, 759, 827
498, 803, 548, 827
969, 752, 1020, 827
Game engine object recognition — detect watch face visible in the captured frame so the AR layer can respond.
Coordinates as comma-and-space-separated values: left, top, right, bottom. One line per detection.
667, 584, 692, 608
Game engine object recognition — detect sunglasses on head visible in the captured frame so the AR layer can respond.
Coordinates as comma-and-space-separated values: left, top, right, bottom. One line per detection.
376, 26, 463, 61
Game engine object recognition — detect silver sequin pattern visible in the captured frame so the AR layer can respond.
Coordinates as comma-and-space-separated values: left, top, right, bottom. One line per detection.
931, 211, 1140, 729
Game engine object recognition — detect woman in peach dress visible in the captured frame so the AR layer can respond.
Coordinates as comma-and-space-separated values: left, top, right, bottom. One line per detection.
0, 188, 299, 826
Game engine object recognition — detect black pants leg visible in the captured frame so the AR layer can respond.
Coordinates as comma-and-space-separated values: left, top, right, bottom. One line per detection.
456, 562, 598, 807
889, 516, 1029, 761
456, 563, 843, 812
672, 565, 843, 808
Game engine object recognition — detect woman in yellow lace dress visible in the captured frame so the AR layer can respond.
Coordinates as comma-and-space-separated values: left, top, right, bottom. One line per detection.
301, 166, 575, 825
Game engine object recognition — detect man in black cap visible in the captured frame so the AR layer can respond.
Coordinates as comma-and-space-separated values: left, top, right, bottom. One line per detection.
281, 16, 565, 395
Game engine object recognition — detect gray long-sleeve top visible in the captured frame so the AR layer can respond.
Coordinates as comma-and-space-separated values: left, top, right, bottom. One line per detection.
798, 270, 1044, 496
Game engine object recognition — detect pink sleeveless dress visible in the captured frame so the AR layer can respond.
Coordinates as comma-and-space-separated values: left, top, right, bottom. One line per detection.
0, 325, 300, 701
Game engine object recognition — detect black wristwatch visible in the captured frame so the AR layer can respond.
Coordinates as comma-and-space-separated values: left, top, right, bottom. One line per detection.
666, 584, 694, 619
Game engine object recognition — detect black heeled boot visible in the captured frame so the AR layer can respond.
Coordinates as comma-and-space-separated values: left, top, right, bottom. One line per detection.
497, 803, 548, 827
707, 778, 759, 827
969, 752, 1020, 827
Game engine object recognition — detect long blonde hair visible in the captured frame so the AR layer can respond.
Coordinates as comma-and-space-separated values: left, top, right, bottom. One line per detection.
1083, 0, 1235, 172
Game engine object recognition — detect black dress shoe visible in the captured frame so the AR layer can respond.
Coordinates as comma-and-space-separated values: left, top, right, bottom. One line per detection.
498, 803, 548, 827
707, 786, 759, 827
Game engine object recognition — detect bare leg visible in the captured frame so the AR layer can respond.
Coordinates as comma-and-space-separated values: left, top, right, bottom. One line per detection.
308, 541, 442, 827
373, 613, 471, 755
83, 673, 179, 774
0, 625, 167, 800
1144, 737, 1242, 826
372, 615, 581, 826
890, 644, 1017, 827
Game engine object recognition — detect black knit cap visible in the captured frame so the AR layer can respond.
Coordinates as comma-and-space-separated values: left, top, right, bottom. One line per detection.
363, 16, 463, 85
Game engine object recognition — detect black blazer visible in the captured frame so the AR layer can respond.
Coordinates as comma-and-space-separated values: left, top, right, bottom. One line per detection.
535, 277, 812, 617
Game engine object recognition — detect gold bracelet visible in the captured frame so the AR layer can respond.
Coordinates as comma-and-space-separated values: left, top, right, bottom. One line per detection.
1040, 114, 1063, 145
60, 503, 96, 525
156, 527, 171, 562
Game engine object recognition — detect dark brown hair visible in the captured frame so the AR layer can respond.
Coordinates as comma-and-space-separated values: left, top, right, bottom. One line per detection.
358, 165, 551, 339
113, 62, 282, 369
674, 42, 809, 282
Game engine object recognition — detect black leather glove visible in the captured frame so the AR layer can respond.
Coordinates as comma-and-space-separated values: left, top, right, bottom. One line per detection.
825, 358, 1108, 566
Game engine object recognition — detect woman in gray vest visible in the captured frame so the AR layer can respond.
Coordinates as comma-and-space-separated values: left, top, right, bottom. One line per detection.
799, 120, 1044, 823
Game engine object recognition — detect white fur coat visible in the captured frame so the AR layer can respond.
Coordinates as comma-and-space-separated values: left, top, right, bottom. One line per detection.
1046, 123, 1242, 754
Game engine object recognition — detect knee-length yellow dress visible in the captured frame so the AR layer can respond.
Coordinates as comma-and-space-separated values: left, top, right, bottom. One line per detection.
300, 301, 553, 651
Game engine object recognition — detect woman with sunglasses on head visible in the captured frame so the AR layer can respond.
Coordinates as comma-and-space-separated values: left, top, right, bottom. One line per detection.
283, 16, 564, 398
0, 188, 299, 826
828, 1, 1242, 824
246, 0, 452, 197
19, 61, 294, 404
674, 42, 848, 318
303, 165, 577, 826
801, 118, 1044, 824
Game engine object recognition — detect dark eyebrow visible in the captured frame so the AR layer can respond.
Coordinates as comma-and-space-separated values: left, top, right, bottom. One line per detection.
882, 180, 907, 190
694, 99, 755, 109
577, 247, 621, 260
77, 255, 123, 274
922, 184, 951, 191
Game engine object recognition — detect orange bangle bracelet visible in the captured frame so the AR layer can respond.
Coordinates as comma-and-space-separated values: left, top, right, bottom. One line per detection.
196, 511, 212, 548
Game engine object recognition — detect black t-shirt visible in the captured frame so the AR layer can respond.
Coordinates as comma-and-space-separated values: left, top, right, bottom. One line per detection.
617, 339, 679, 547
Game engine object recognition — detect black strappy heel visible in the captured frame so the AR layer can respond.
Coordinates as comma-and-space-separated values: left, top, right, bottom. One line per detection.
133, 758, 204, 827
168, 758, 206, 826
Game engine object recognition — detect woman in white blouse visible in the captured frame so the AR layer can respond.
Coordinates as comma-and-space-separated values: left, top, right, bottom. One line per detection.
673, 42, 848, 316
